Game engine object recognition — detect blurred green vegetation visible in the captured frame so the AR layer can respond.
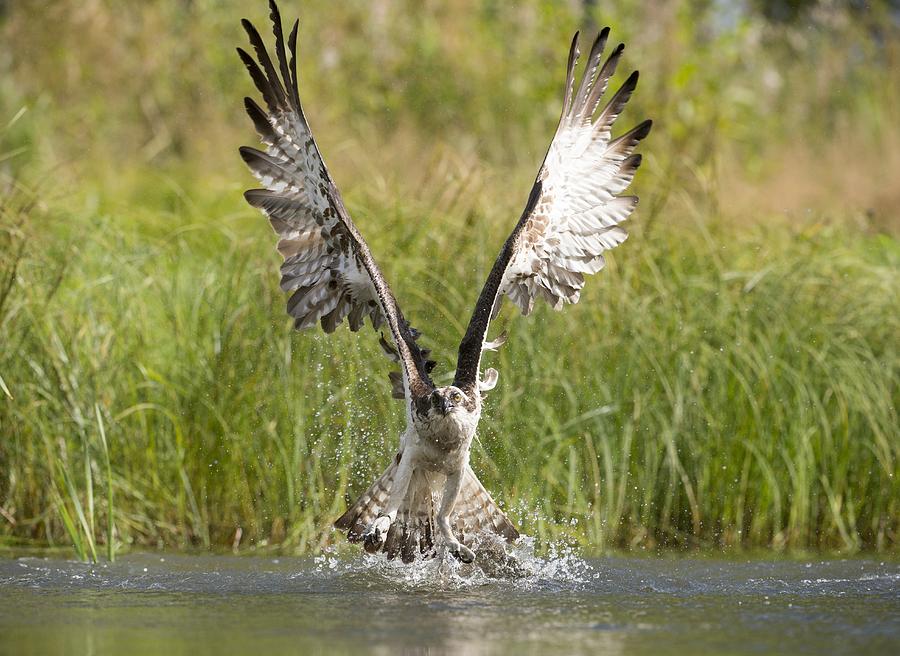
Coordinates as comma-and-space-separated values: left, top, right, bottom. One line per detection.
0, 0, 897, 556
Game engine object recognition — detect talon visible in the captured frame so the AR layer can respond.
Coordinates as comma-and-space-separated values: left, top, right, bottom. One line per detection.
363, 529, 382, 553
363, 515, 391, 553
449, 542, 475, 564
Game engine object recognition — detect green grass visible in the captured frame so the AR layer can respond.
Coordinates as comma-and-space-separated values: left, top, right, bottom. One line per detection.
1, 165, 896, 555
0, 0, 897, 557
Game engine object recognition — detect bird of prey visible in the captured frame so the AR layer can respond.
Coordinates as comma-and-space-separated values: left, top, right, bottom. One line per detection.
238, 1, 650, 563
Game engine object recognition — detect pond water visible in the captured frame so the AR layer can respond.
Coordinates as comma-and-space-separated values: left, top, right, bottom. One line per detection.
0, 546, 897, 655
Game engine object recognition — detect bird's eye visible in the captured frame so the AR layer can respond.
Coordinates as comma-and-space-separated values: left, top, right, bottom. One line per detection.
451, 392, 462, 403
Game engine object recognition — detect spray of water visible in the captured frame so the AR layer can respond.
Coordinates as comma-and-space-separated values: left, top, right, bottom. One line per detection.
311, 532, 595, 591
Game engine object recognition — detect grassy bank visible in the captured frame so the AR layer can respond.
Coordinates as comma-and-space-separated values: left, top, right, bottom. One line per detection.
0, 1, 898, 556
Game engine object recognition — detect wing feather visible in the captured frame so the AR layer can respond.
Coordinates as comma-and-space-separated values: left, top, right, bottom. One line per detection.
454, 31, 650, 391
240, 1, 434, 399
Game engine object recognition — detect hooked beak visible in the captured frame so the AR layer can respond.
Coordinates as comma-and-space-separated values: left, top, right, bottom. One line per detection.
432, 393, 452, 415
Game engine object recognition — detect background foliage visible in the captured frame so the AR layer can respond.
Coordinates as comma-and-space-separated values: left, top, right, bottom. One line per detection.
0, 0, 897, 556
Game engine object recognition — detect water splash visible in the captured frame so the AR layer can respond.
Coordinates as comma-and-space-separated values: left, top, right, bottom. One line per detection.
310, 532, 595, 592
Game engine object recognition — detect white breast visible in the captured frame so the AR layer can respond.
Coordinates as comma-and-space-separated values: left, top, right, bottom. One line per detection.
410, 407, 480, 472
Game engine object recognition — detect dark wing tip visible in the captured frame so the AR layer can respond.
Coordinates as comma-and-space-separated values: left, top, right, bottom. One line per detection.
589, 27, 609, 58
634, 118, 653, 140
238, 145, 260, 165
561, 32, 582, 116
566, 31, 581, 71
243, 188, 268, 207
289, 18, 300, 55
608, 42, 625, 63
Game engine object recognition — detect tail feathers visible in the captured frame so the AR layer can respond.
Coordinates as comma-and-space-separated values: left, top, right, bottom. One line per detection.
334, 460, 519, 561
382, 475, 435, 562
333, 457, 437, 562
453, 466, 519, 545
334, 456, 398, 542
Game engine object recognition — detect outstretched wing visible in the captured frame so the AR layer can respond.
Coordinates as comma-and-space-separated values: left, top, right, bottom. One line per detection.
239, 1, 435, 399
454, 30, 651, 391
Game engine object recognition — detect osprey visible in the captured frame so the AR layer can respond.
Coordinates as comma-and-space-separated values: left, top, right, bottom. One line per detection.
238, 1, 650, 563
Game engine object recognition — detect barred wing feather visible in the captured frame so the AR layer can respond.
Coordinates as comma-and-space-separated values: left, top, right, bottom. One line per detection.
238, 1, 434, 399
455, 30, 651, 390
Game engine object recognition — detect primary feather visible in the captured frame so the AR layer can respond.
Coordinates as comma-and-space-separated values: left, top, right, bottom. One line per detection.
238, 1, 434, 399
454, 31, 650, 391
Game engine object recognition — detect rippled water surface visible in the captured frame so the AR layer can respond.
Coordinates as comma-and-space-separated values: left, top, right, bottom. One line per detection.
1, 548, 897, 655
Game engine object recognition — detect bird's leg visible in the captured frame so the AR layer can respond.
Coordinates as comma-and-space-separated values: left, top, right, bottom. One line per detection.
437, 470, 475, 563
364, 450, 413, 553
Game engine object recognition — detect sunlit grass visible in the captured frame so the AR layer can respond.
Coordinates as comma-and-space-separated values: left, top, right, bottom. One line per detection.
1, 160, 896, 555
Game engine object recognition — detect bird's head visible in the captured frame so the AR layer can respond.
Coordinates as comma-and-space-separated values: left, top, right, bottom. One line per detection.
428, 385, 469, 417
